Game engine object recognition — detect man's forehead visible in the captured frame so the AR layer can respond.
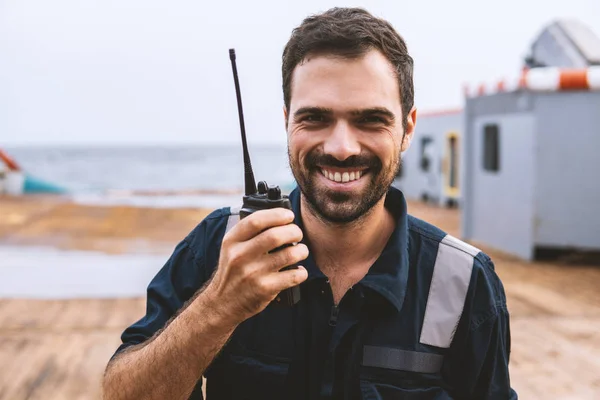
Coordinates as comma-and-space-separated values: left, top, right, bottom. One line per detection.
288, 50, 401, 111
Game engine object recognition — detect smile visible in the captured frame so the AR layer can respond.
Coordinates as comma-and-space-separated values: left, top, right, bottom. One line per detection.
320, 168, 365, 183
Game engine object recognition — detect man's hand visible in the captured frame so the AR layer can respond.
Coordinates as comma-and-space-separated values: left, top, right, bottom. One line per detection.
205, 208, 309, 325
102, 208, 309, 400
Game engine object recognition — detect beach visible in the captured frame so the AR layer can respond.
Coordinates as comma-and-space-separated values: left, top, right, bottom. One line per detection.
0, 193, 212, 254
1, 194, 600, 399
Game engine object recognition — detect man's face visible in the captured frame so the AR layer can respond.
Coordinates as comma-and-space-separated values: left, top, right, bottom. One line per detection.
286, 49, 415, 224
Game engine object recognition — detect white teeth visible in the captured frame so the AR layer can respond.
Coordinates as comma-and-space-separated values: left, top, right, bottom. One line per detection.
321, 169, 364, 183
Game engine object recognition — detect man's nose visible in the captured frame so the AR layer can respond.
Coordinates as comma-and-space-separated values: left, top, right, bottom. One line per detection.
323, 121, 361, 161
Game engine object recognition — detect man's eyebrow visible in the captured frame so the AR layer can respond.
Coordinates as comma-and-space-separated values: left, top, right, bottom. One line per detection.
293, 107, 334, 118
350, 107, 396, 121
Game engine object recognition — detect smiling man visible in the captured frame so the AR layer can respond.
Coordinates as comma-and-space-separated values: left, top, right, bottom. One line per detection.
102, 7, 517, 400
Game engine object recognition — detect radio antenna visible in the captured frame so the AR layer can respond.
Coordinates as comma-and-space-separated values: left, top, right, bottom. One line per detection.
229, 48, 257, 196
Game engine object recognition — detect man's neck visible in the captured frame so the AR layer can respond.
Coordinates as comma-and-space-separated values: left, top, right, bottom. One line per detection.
300, 194, 396, 280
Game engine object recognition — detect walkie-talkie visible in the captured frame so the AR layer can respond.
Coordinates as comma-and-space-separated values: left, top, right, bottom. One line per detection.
228, 48, 301, 306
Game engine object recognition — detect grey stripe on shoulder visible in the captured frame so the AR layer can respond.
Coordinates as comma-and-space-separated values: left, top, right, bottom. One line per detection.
419, 234, 478, 348
225, 206, 241, 235
440, 234, 481, 257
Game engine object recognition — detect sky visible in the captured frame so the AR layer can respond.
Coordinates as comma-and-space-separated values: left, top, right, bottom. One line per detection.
1, 0, 599, 147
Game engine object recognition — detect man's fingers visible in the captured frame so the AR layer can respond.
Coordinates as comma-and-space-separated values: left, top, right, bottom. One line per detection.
258, 266, 308, 295
262, 243, 309, 272
248, 224, 304, 255
226, 208, 295, 243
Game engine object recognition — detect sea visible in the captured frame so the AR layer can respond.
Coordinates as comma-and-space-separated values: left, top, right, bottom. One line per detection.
4, 144, 297, 209
1, 144, 300, 296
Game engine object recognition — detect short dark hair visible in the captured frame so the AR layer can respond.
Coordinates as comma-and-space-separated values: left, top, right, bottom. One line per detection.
282, 7, 414, 129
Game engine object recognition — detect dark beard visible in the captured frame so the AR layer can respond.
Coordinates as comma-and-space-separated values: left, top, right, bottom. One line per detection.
288, 148, 400, 224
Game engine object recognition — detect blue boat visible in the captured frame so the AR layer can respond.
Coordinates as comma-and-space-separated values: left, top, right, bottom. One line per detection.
1, 148, 68, 195
23, 174, 68, 194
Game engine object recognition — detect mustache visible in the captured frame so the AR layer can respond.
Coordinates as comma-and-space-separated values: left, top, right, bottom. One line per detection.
305, 152, 381, 170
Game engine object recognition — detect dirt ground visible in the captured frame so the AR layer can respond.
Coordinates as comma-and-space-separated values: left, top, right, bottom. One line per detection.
1, 195, 599, 399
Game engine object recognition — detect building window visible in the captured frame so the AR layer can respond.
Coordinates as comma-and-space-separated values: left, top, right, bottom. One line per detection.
483, 124, 500, 172
420, 137, 434, 172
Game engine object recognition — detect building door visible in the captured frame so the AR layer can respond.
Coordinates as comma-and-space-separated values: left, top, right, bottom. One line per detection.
468, 114, 536, 260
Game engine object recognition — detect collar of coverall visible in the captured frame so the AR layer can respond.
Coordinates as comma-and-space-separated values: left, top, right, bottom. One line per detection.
289, 184, 410, 313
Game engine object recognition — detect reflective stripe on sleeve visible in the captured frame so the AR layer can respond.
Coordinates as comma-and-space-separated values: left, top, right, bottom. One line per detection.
419, 235, 479, 348
225, 206, 241, 235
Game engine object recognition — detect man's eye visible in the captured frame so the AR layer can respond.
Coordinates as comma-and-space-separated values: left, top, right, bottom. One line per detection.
358, 116, 386, 124
304, 115, 326, 123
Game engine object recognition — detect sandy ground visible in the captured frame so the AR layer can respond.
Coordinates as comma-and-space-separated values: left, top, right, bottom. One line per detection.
1, 194, 599, 399
0, 194, 211, 254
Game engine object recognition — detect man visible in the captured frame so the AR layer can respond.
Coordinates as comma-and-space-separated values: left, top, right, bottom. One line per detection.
102, 7, 517, 399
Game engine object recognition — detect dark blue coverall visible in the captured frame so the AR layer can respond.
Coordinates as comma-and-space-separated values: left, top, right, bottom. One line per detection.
111, 186, 518, 399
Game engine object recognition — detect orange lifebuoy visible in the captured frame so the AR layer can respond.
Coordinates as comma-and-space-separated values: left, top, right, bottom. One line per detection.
0, 149, 21, 171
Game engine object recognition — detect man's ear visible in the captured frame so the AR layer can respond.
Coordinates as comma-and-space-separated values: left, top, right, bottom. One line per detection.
401, 106, 417, 152
283, 106, 289, 131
